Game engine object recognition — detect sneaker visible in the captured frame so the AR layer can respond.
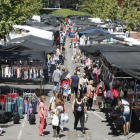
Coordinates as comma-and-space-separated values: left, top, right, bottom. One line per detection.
82, 130, 86, 134
74, 129, 76, 131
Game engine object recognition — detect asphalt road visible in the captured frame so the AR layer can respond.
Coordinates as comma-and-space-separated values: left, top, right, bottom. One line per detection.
0, 39, 140, 140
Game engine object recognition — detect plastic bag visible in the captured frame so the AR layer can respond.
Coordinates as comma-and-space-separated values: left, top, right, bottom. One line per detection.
64, 113, 69, 123
52, 114, 59, 126
68, 89, 71, 95
47, 111, 51, 119
85, 113, 88, 123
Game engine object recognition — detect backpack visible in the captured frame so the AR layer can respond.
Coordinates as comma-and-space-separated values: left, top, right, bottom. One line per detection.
112, 89, 118, 98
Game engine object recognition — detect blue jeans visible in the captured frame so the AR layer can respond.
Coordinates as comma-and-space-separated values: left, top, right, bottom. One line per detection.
122, 111, 130, 124
60, 113, 64, 130
54, 82, 60, 91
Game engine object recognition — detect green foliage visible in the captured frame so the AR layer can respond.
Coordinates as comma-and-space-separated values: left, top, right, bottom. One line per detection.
119, 0, 140, 34
40, 9, 91, 17
0, 0, 42, 35
79, 0, 118, 21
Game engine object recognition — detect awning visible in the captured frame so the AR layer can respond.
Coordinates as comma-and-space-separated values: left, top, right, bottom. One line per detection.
102, 51, 140, 80
79, 43, 140, 56
3, 40, 56, 53
7, 35, 54, 47
79, 28, 109, 34
0, 51, 45, 61
89, 34, 115, 41
13, 25, 53, 40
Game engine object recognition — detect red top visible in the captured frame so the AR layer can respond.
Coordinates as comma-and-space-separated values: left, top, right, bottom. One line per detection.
68, 29, 70, 33
72, 38, 77, 42
96, 84, 105, 96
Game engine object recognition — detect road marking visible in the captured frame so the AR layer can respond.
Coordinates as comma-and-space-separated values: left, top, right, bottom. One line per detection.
17, 115, 27, 140
17, 130, 22, 140
93, 112, 106, 121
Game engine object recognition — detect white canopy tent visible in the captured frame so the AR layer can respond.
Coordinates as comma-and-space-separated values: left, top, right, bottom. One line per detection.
13, 25, 53, 40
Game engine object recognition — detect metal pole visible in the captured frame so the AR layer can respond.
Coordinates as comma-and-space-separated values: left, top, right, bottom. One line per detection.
127, 79, 136, 139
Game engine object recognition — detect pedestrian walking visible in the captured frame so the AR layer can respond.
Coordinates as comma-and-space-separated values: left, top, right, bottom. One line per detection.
87, 80, 95, 111
38, 96, 48, 136
72, 94, 87, 134
63, 79, 70, 101
51, 99, 63, 139
70, 72, 80, 103
119, 91, 132, 136
48, 91, 59, 112
52, 66, 61, 91
96, 81, 105, 112
79, 73, 89, 98
72, 46, 77, 63
53, 94, 67, 132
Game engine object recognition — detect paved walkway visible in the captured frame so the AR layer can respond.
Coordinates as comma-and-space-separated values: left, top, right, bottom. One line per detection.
0, 39, 140, 140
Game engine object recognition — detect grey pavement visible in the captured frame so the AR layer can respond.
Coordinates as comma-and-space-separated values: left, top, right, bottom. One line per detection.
0, 39, 140, 140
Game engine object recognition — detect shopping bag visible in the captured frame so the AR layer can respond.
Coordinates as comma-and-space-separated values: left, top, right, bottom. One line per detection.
64, 113, 69, 123
47, 111, 51, 119
85, 113, 88, 123
71, 56, 74, 61
68, 89, 71, 95
52, 114, 59, 126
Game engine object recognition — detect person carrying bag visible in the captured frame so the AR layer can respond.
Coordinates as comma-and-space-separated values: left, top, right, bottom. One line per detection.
51, 99, 63, 139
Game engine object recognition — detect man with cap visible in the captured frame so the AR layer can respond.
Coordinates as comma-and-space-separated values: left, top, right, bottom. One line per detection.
52, 66, 61, 91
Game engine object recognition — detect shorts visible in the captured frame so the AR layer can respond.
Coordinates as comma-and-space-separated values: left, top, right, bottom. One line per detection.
97, 96, 102, 103
122, 112, 130, 124
73, 54, 77, 58
71, 87, 78, 94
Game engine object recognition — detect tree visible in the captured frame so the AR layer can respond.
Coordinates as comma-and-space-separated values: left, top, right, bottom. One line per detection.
101, 0, 118, 22
79, 0, 118, 21
118, 0, 140, 36
0, 0, 42, 35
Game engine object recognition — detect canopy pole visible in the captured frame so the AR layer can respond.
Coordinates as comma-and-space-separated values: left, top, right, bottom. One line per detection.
127, 79, 136, 139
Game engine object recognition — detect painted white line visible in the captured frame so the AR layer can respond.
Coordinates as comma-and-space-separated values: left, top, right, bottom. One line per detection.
93, 112, 106, 121
22, 122, 25, 128
17, 115, 27, 140
17, 130, 22, 140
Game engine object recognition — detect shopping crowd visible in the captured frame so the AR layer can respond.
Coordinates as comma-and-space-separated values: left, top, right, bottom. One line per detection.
38, 20, 132, 139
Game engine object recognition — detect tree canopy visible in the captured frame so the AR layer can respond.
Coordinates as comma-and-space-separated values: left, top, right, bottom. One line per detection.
0, 0, 42, 35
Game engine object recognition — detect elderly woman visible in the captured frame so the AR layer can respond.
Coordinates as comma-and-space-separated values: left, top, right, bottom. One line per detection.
38, 96, 48, 136
79, 73, 89, 98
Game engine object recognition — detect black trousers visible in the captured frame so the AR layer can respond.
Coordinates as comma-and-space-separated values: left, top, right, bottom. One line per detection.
87, 98, 93, 110
80, 86, 87, 98
74, 112, 85, 131
52, 126, 60, 137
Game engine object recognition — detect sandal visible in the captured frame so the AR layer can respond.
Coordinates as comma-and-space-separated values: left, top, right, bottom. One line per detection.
39, 134, 44, 136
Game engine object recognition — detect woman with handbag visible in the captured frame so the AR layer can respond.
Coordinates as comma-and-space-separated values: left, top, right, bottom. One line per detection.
72, 94, 87, 134
52, 99, 63, 139
79, 73, 89, 98
38, 96, 48, 136
87, 80, 95, 111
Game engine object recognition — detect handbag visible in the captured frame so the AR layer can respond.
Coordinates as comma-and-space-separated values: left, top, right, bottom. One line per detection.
84, 113, 88, 123
52, 114, 59, 126
43, 119, 47, 129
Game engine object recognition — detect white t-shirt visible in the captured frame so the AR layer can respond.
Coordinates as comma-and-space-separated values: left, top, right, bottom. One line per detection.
121, 98, 131, 112
50, 97, 55, 110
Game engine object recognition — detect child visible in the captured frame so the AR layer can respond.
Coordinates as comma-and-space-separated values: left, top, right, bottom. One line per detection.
69, 39, 72, 48
63, 79, 70, 101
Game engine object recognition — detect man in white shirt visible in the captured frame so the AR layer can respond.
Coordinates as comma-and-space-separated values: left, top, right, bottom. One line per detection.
52, 66, 61, 91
